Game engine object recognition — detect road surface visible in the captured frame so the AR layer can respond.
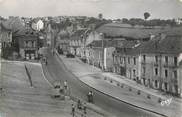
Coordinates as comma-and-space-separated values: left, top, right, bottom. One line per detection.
44, 48, 161, 117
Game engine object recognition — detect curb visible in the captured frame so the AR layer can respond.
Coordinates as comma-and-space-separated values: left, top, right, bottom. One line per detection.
54, 51, 112, 117
42, 53, 109, 117
55, 52, 168, 117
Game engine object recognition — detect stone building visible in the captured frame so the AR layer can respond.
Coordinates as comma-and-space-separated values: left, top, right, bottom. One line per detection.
113, 33, 182, 97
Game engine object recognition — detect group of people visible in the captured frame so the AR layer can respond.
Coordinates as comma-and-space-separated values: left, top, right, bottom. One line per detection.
71, 100, 87, 117
53, 80, 68, 98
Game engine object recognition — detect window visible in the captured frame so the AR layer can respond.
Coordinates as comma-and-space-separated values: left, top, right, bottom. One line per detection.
120, 57, 122, 64
173, 70, 177, 79
143, 55, 146, 62
133, 57, 136, 65
128, 57, 130, 64
133, 69, 136, 77
155, 56, 158, 63
165, 56, 168, 64
143, 67, 146, 74
31, 41, 34, 47
124, 57, 126, 64
174, 57, 177, 66
24, 41, 28, 47
155, 68, 158, 75
155, 80, 158, 88
165, 69, 168, 78
33, 41, 36, 47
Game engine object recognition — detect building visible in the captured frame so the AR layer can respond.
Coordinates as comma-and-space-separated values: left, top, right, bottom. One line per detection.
114, 32, 182, 97
13, 28, 39, 60
137, 34, 182, 96
86, 40, 116, 71
31, 19, 44, 31
85, 22, 167, 71
0, 22, 13, 58
69, 29, 87, 56
112, 40, 137, 76
57, 30, 70, 54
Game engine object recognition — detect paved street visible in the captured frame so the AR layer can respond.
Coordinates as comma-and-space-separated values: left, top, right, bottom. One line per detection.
58, 52, 182, 117
43, 48, 161, 117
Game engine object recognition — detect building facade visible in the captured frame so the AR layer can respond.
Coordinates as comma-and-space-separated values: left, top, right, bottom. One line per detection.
15, 29, 39, 60
113, 34, 182, 97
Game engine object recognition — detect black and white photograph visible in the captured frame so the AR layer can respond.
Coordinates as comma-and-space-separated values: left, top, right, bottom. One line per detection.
0, 0, 182, 117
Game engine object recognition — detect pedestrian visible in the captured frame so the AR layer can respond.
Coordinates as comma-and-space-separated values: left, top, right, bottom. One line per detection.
90, 91, 94, 103
87, 91, 91, 102
64, 80, 68, 90
83, 102, 87, 117
77, 99, 82, 110
71, 104, 75, 117
45, 58, 48, 65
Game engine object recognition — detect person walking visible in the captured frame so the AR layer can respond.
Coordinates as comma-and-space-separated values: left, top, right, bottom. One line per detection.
83, 102, 87, 117
87, 91, 92, 102
64, 80, 68, 90
77, 99, 82, 110
71, 104, 75, 117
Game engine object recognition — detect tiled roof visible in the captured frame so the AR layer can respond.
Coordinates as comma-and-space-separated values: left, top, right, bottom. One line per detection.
95, 23, 172, 39
58, 30, 70, 38
129, 34, 182, 54
87, 40, 136, 48
1, 17, 24, 33
70, 29, 87, 40
13, 27, 38, 37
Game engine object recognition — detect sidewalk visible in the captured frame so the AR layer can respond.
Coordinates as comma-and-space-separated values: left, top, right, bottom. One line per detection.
59, 55, 182, 117
0, 60, 103, 117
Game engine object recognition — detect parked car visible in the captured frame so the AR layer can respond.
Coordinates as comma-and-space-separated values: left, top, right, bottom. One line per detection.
66, 53, 75, 58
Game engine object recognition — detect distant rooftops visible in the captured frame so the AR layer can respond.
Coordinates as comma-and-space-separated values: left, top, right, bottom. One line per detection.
127, 34, 182, 55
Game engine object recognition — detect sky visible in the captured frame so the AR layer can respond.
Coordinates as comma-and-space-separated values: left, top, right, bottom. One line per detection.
0, 0, 182, 19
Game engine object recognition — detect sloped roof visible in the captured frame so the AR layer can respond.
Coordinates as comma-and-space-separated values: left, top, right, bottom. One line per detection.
58, 30, 70, 38
70, 29, 87, 40
87, 40, 136, 48
1, 17, 24, 33
162, 26, 182, 36
128, 34, 182, 54
95, 23, 170, 39
13, 27, 38, 37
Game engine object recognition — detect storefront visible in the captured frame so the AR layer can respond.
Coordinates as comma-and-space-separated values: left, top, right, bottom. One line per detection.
25, 50, 36, 60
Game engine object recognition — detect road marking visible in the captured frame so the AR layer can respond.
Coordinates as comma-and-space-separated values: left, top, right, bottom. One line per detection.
40, 64, 54, 88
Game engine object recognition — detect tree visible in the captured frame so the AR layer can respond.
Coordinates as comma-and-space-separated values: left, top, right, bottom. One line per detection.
144, 12, 150, 20
122, 18, 128, 23
98, 13, 103, 20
